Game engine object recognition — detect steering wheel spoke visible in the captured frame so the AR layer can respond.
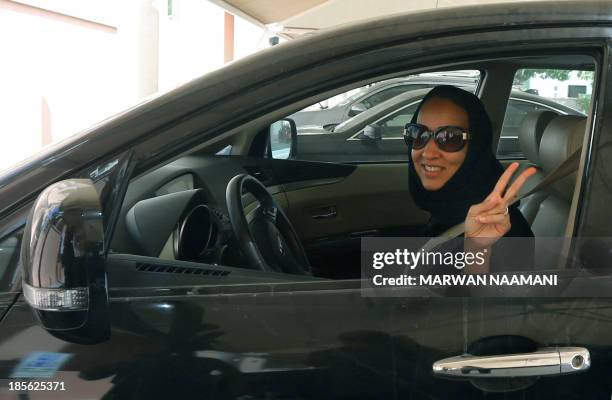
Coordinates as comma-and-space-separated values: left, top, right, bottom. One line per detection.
260, 206, 278, 223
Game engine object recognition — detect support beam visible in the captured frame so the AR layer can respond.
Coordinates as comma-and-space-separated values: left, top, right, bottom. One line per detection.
224, 12, 234, 64
209, 0, 265, 27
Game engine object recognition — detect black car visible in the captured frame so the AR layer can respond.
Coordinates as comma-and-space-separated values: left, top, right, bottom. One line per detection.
294, 87, 584, 162
1, 2, 612, 399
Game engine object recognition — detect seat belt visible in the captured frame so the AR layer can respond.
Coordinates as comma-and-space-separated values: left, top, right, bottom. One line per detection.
426, 146, 582, 241
517, 146, 582, 199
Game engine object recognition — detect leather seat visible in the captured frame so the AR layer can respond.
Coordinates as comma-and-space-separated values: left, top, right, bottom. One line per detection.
516, 110, 557, 224
529, 115, 586, 236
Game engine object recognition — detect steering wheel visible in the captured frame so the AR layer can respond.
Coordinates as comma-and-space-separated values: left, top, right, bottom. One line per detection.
225, 174, 311, 274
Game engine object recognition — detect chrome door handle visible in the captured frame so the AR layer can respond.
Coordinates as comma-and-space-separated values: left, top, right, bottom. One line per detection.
433, 347, 590, 378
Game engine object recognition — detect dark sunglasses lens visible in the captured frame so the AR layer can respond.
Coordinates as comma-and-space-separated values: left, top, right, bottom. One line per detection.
405, 125, 428, 149
436, 127, 465, 152
415, 132, 432, 150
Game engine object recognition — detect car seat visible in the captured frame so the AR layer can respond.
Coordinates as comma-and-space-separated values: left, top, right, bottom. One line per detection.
516, 110, 557, 224
529, 114, 586, 236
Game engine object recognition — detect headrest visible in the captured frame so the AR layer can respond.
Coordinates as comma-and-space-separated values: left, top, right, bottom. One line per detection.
539, 115, 586, 174
539, 115, 586, 200
519, 110, 557, 165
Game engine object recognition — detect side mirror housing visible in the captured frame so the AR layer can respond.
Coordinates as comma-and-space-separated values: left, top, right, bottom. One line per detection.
356, 124, 382, 142
269, 118, 297, 159
348, 103, 367, 117
21, 179, 109, 344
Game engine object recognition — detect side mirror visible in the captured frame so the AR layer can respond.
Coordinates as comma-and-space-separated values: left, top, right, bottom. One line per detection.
356, 124, 382, 142
348, 103, 367, 117
20, 179, 109, 344
269, 118, 297, 159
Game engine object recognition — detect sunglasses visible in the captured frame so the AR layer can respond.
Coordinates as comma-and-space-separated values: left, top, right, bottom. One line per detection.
404, 123, 471, 153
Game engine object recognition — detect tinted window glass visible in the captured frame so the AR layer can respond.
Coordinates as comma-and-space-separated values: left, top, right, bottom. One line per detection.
0, 233, 21, 292
498, 99, 554, 159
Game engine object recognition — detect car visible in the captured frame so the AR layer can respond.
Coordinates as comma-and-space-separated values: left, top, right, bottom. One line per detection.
1, 2, 612, 399
287, 72, 480, 127
294, 86, 584, 162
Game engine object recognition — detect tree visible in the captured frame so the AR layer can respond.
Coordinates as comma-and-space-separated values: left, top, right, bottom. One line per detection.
514, 69, 594, 87
577, 70, 594, 81
577, 93, 591, 113
513, 69, 571, 86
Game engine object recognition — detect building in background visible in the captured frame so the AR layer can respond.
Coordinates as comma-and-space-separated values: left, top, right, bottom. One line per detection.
0, 0, 267, 172
0, 0, 562, 173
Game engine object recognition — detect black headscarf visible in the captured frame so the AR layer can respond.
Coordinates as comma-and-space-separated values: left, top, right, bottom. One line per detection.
407, 85, 530, 237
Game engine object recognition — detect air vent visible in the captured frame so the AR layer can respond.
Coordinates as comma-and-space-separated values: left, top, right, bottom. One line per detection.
136, 263, 230, 277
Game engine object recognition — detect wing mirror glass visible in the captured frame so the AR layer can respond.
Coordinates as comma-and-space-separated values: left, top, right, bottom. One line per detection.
269, 118, 297, 159
20, 179, 109, 344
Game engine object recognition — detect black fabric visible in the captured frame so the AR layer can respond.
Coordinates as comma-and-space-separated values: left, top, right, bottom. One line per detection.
407, 85, 533, 238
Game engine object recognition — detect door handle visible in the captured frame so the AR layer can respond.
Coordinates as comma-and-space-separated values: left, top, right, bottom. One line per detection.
433, 347, 590, 378
310, 206, 337, 220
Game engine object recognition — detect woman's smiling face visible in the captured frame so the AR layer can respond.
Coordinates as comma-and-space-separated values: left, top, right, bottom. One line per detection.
411, 97, 469, 191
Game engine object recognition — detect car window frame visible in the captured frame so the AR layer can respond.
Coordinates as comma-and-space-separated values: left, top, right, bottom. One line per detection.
91, 47, 608, 293
74, 35, 610, 286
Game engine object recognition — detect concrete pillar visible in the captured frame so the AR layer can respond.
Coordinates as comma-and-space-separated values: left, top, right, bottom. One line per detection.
119, 0, 159, 99
138, 0, 159, 97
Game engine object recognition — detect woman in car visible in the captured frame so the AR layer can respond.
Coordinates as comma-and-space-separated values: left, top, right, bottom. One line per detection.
405, 85, 536, 270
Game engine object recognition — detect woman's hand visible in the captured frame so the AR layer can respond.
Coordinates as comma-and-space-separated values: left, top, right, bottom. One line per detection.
465, 162, 536, 247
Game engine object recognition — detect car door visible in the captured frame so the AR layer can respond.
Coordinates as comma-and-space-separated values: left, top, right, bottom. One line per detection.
3, 7, 612, 400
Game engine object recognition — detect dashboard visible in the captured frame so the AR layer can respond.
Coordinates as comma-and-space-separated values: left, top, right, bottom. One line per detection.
155, 173, 195, 196
153, 174, 223, 263
125, 185, 232, 265
111, 154, 355, 270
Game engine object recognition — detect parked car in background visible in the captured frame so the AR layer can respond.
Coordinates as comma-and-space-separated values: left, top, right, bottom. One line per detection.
293, 86, 584, 162
288, 72, 480, 127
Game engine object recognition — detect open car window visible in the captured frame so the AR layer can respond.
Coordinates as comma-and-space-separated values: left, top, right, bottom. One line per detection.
285, 70, 481, 163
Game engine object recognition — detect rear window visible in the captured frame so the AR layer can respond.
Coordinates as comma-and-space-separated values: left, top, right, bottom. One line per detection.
497, 68, 593, 159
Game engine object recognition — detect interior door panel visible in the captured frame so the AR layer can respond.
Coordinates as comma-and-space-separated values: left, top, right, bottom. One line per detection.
284, 163, 428, 241
282, 162, 429, 277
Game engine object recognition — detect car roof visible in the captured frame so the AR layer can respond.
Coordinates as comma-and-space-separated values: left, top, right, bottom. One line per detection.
338, 74, 480, 105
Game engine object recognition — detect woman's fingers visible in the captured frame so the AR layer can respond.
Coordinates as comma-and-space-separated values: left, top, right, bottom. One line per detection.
468, 194, 502, 216
476, 213, 509, 225
503, 167, 537, 204
470, 163, 535, 219
491, 162, 520, 196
